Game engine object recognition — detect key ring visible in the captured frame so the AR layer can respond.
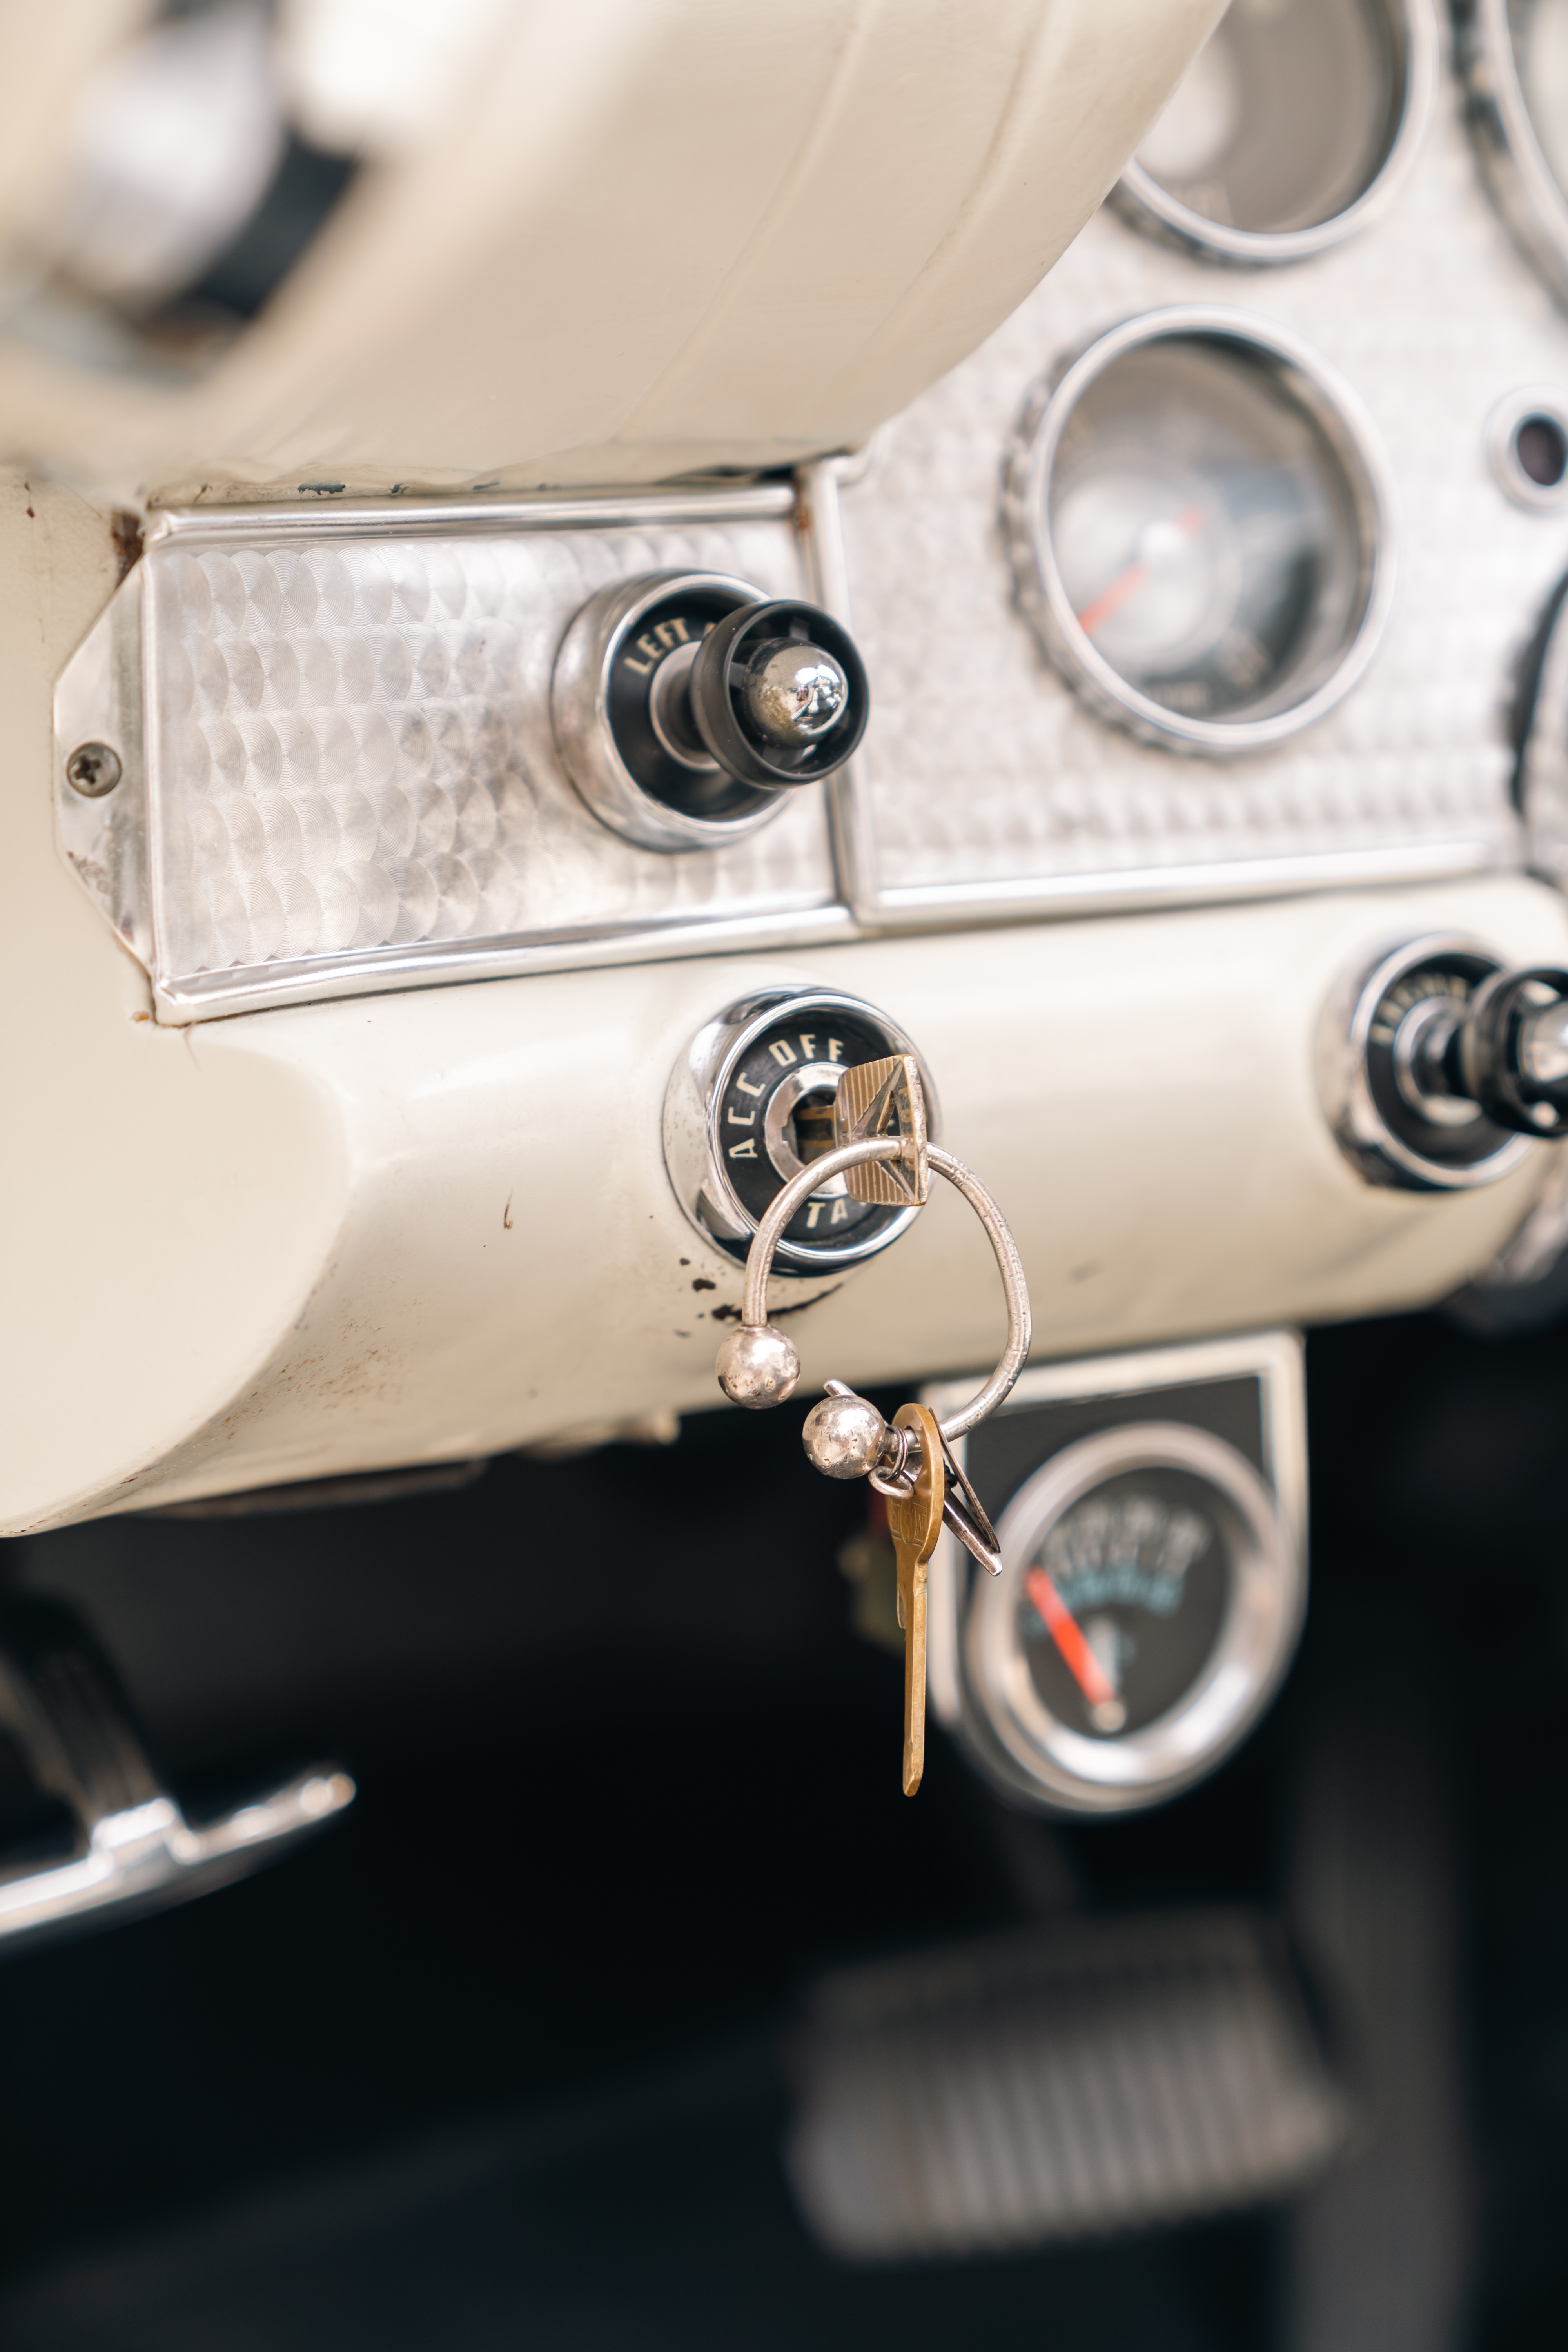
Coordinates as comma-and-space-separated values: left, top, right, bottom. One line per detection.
715, 1133, 1031, 1440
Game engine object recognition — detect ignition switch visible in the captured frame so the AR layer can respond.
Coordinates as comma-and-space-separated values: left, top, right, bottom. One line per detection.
663, 987, 938, 1274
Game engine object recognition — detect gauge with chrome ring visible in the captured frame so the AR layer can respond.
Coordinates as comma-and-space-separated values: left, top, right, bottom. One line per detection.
1459, 0, 1568, 314
959, 1424, 1302, 1816
1113, 0, 1437, 266
1004, 308, 1394, 754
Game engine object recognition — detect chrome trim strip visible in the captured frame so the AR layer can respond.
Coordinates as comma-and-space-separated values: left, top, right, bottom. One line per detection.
144, 483, 798, 546
152, 902, 856, 1023
864, 837, 1503, 920
797, 457, 882, 923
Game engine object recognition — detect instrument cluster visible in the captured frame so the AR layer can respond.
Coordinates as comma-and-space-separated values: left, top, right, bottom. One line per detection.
841, 0, 1568, 921
52, 1, 1568, 1020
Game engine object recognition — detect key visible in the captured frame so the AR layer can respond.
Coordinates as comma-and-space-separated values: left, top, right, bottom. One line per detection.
725, 1052, 1032, 1799
885, 1403, 945, 1797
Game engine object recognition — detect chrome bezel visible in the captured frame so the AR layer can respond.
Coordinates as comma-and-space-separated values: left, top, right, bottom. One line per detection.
661, 985, 940, 1276
961, 1422, 1301, 1817
1317, 929, 1535, 1189
551, 568, 785, 851
1112, 0, 1438, 267
1459, 0, 1568, 312
1485, 384, 1568, 510
1003, 307, 1396, 757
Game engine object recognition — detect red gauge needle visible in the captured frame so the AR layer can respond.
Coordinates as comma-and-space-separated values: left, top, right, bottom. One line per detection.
1025, 1565, 1119, 1711
1073, 503, 1205, 637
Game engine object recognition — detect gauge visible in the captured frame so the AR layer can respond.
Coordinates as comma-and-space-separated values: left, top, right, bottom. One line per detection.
1460, 0, 1568, 309
1004, 309, 1394, 753
1114, 0, 1435, 264
961, 1425, 1302, 1815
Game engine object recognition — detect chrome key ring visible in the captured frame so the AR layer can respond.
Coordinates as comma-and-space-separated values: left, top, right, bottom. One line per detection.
724, 1134, 1032, 1441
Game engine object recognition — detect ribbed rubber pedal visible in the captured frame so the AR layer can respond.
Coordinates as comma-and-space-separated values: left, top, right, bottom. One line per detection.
786, 1909, 1351, 2261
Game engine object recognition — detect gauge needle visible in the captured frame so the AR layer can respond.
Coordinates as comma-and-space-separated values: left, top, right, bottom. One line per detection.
1025, 1565, 1120, 1711
1073, 503, 1205, 637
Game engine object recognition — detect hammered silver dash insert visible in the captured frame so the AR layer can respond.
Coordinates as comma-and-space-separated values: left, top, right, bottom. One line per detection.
53, 490, 838, 1023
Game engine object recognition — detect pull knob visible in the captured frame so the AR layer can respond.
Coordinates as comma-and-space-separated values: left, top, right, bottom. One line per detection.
552, 571, 869, 852
686, 599, 867, 789
1323, 935, 1566, 1191
1405, 965, 1568, 1137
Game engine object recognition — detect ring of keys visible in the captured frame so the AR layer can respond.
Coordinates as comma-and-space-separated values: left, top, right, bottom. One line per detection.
715, 1055, 1032, 1795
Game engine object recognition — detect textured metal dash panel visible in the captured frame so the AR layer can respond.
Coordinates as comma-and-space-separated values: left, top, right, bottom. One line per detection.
144, 515, 833, 991
839, 69, 1557, 907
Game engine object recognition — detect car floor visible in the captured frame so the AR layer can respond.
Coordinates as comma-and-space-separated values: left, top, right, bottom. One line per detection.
0, 1311, 1562, 2349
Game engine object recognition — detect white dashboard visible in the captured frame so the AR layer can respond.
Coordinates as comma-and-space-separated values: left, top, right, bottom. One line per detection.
9, 0, 1568, 1542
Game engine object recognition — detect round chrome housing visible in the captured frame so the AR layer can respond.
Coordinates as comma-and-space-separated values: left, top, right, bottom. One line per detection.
662, 987, 940, 1276
1114, 0, 1437, 267
1459, 0, 1568, 313
1486, 385, 1568, 510
551, 571, 782, 851
961, 1425, 1301, 1817
1004, 309, 1395, 756
1317, 933, 1536, 1190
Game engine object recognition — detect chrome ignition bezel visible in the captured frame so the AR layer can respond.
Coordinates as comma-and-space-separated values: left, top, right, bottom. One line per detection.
1112, 0, 1438, 267
662, 986, 940, 1276
962, 1423, 1301, 1817
551, 570, 784, 851
1318, 931, 1535, 1190
1003, 307, 1396, 757
1459, 0, 1568, 314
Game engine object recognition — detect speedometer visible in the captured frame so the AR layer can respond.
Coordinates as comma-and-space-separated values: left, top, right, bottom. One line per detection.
962, 1425, 1303, 1816
1004, 309, 1394, 753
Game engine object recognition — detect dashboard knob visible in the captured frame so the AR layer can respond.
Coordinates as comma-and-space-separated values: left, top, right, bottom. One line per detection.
552, 573, 869, 852
1322, 937, 1565, 1190
688, 597, 868, 789
742, 639, 849, 746
1423, 965, 1568, 1137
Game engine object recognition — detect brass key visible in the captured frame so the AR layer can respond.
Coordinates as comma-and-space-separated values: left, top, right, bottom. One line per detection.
885, 1403, 945, 1797
715, 1053, 1031, 1797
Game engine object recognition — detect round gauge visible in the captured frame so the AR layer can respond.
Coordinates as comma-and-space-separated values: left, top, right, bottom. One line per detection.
1004, 310, 1394, 753
1115, 0, 1435, 264
961, 1425, 1302, 1815
1460, 0, 1568, 308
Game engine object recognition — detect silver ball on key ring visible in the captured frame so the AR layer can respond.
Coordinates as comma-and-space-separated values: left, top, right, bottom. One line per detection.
716, 1321, 801, 1408
802, 1387, 887, 1479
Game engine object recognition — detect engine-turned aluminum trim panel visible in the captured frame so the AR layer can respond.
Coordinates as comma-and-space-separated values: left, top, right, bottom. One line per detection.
831, 62, 1552, 923
55, 487, 845, 1022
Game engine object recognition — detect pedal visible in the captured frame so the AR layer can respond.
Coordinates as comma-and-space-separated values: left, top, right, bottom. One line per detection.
0, 1600, 353, 1950
786, 1909, 1351, 2260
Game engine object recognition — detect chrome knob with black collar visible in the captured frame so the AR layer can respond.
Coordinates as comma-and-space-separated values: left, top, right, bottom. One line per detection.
552, 571, 869, 851
1322, 938, 1568, 1190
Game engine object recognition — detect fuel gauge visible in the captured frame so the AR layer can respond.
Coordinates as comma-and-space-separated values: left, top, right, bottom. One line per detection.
963, 1423, 1303, 1815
